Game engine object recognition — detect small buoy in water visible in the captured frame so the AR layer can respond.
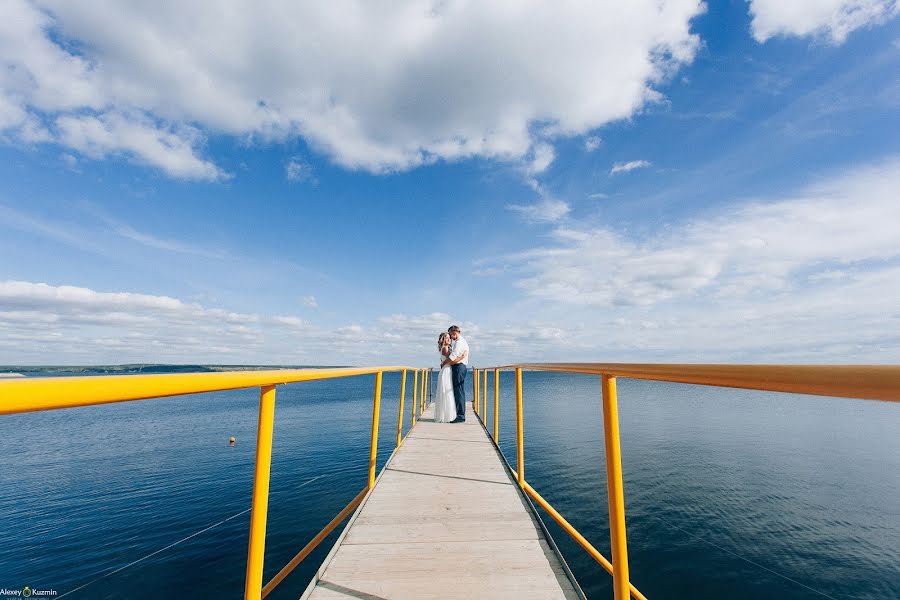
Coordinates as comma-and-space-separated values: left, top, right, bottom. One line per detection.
229, 436, 235, 446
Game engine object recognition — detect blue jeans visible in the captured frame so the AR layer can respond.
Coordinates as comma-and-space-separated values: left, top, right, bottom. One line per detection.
451, 363, 467, 419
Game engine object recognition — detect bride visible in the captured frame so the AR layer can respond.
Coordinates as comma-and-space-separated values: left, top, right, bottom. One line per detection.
434, 332, 457, 423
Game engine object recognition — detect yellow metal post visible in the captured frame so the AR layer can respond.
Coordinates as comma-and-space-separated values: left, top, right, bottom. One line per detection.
473, 369, 478, 415
396, 369, 407, 447
482, 368, 487, 417
244, 385, 277, 600
368, 371, 383, 488
477, 369, 482, 418
602, 375, 631, 600
421, 369, 426, 412
515, 367, 524, 486
473, 369, 477, 416
493, 368, 499, 443
475, 369, 480, 417
411, 370, 418, 427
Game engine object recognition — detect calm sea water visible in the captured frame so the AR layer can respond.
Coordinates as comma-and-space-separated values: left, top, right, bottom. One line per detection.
1, 368, 898, 599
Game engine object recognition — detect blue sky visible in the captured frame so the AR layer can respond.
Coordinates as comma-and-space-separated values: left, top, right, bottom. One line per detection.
1, 0, 898, 365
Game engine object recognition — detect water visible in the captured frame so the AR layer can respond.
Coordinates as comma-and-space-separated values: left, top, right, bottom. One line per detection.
1, 369, 898, 599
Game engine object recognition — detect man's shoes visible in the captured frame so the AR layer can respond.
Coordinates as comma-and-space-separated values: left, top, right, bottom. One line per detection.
451, 417, 465, 423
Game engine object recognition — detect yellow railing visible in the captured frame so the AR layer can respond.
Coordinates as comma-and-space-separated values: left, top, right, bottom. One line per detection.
4, 363, 897, 599
0, 366, 437, 600
469, 363, 900, 600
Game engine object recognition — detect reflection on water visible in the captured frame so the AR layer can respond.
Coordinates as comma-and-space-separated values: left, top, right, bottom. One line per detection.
1, 370, 897, 599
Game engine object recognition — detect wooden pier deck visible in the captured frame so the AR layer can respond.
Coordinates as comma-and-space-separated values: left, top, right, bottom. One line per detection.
303, 401, 582, 599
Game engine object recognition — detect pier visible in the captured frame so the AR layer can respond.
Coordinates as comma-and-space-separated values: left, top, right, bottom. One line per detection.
303, 401, 581, 599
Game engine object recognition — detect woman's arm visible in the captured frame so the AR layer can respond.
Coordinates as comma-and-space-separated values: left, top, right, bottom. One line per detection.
440, 345, 451, 357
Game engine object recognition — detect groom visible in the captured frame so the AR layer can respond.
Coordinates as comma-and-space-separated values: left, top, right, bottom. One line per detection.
441, 325, 469, 423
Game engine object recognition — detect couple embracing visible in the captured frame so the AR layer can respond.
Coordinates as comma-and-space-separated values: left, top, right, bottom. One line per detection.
434, 325, 469, 423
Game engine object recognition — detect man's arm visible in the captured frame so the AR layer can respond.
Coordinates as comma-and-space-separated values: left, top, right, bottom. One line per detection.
443, 339, 468, 366
442, 351, 467, 367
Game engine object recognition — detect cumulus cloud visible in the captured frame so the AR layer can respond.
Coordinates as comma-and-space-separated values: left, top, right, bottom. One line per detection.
584, 136, 602, 152
0, 0, 705, 177
610, 160, 652, 175
749, 0, 899, 44
0, 282, 479, 365
526, 143, 556, 176
0, 281, 313, 363
0, 281, 265, 363
301, 296, 318, 308
55, 113, 227, 180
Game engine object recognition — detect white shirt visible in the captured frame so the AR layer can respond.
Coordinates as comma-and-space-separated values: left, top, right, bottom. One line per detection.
449, 335, 469, 366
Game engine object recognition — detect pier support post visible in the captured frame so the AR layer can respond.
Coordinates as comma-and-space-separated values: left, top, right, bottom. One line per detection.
601, 375, 630, 600
244, 385, 277, 600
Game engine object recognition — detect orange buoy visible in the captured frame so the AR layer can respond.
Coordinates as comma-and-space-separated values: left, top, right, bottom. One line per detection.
229, 436, 235, 446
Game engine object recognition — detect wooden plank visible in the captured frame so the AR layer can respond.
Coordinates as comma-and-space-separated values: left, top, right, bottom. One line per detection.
303, 402, 581, 599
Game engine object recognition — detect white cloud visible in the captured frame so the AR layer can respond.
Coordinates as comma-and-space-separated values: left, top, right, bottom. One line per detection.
506, 199, 571, 223
588, 192, 609, 199
509, 157, 900, 308
56, 113, 227, 181
526, 143, 556, 176
0, 282, 480, 365
286, 158, 314, 183
610, 159, 652, 175
0, 0, 705, 178
271, 315, 306, 329
301, 295, 318, 308
470, 157, 900, 360
748, 0, 899, 44
584, 136, 602, 151
0, 281, 261, 362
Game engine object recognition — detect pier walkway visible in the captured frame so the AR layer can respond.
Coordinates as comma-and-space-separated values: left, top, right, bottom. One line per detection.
303, 401, 581, 599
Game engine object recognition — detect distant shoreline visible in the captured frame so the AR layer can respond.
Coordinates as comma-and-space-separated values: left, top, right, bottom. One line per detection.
0, 364, 354, 377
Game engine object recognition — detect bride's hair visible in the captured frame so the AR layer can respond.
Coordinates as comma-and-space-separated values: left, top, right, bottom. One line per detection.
437, 332, 449, 349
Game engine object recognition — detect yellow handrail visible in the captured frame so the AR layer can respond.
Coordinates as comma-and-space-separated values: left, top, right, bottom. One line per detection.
0, 366, 410, 415
507, 363, 900, 402
481, 362, 900, 600
522, 481, 648, 600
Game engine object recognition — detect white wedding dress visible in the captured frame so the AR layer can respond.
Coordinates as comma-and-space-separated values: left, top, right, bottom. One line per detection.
434, 352, 457, 423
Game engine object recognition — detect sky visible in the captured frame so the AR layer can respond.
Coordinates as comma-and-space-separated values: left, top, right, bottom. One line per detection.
0, 0, 898, 366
